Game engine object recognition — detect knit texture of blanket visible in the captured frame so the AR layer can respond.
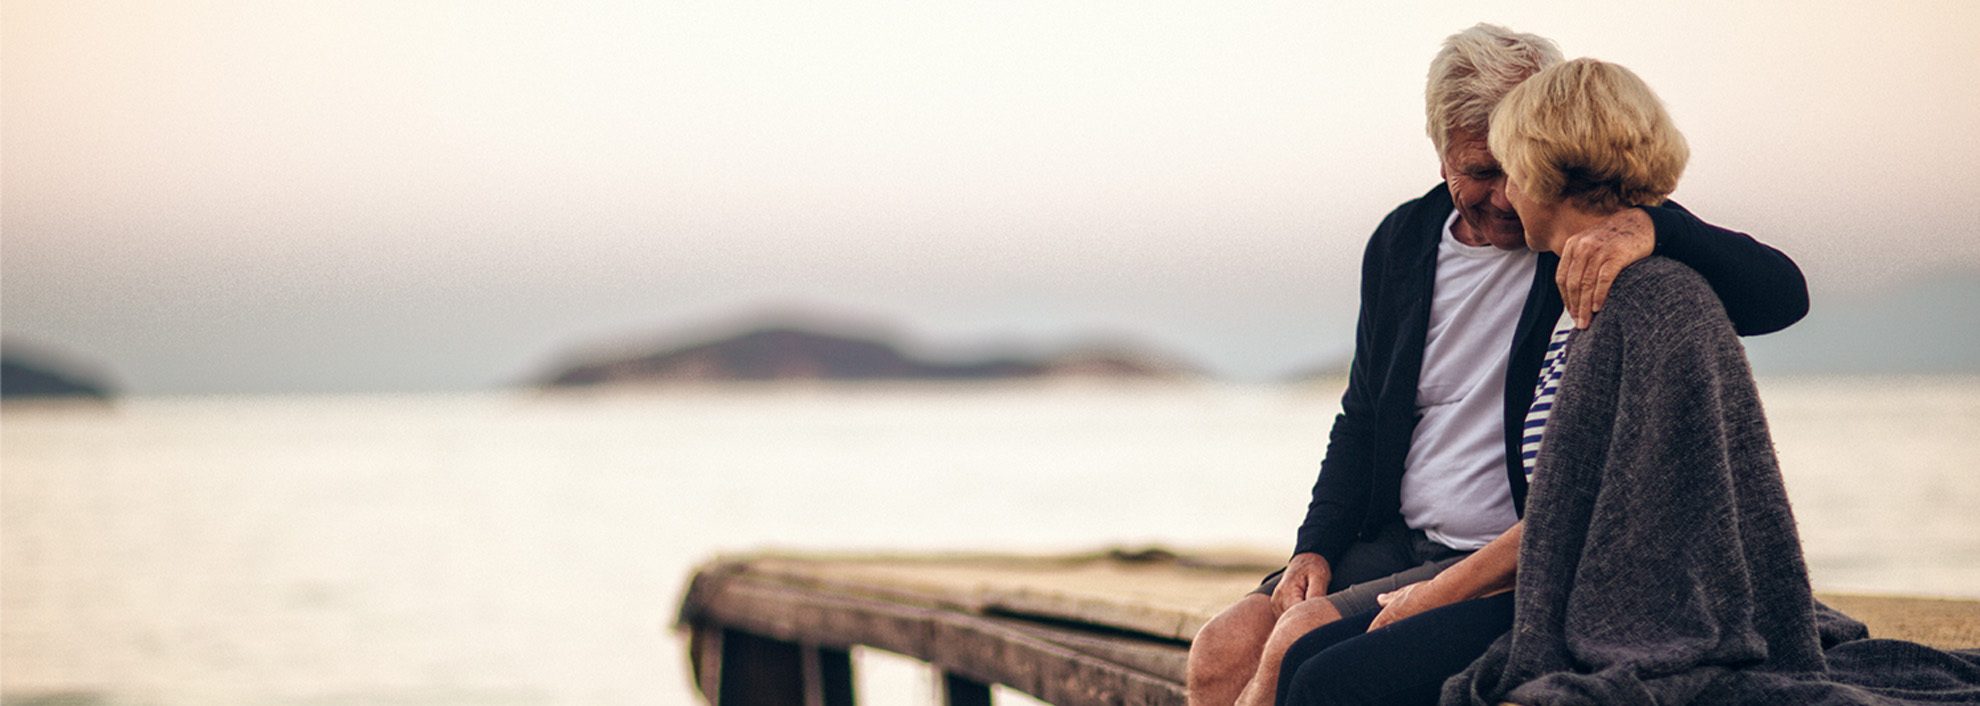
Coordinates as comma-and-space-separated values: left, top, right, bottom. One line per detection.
1443, 258, 1980, 706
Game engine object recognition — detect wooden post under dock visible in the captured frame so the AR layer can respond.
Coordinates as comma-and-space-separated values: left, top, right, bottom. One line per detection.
675, 548, 1980, 706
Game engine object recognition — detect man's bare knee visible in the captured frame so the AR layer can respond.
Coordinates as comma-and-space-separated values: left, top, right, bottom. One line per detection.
1266, 598, 1344, 653
1190, 594, 1275, 666
1228, 599, 1348, 706
1187, 594, 1277, 706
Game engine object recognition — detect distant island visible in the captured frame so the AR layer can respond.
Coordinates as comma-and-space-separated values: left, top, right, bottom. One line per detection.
1, 347, 115, 401
537, 324, 1201, 387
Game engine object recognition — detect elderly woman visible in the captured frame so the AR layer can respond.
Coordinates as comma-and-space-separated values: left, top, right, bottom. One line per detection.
1276, 58, 1980, 706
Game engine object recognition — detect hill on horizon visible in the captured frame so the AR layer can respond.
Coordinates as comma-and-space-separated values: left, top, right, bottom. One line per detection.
535, 321, 1202, 387
1, 342, 116, 401
5, 270, 1975, 396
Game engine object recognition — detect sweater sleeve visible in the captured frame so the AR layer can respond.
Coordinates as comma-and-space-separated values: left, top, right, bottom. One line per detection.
1643, 203, 1809, 336
1292, 212, 1394, 562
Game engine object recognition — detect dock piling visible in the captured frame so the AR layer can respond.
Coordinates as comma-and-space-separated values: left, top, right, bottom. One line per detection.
941, 672, 993, 706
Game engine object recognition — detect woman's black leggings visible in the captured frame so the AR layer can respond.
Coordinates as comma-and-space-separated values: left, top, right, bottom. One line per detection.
1275, 592, 1515, 706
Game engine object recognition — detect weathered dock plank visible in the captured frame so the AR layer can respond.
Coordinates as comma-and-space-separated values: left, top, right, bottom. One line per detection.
676, 549, 1980, 705
1819, 593, 1980, 651
712, 548, 1282, 643
682, 571, 1187, 703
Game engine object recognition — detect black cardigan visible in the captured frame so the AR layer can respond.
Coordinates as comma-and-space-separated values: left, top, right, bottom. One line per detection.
1293, 183, 1809, 562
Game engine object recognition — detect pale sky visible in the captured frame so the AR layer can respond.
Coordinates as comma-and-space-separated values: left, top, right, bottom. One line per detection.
4, 1, 1978, 394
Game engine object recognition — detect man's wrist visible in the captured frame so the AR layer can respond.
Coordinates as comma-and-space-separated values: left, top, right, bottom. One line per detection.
1638, 205, 1676, 256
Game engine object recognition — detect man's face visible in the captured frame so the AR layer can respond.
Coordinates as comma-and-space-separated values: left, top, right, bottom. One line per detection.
1503, 173, 1553, 252
1439, 130, 1525, 250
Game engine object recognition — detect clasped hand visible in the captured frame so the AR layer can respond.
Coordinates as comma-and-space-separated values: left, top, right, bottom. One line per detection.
1369, 579, 1455, 631
1556, 208, 1655, 328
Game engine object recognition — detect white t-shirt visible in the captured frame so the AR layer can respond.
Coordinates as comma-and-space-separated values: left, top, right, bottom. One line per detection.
1397, 210, 1535, 550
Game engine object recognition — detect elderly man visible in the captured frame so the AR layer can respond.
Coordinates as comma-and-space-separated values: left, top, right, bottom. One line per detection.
1184, 24, 1810, 706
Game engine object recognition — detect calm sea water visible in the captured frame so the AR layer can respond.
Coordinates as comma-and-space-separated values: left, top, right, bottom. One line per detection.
4, 377, 1977, 705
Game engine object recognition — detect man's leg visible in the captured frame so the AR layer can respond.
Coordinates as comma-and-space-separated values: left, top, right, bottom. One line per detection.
1187, 592, 1278, 706
1231, 554, 1468, 706
1188, 524, 1432, 706
1231, 597, 1341, 706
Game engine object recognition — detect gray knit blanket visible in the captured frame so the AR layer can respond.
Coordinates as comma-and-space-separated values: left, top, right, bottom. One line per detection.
1443, 258, 1980, 705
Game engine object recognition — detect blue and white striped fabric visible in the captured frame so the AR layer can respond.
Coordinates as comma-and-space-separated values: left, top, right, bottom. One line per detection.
1521, 312, 1579, 482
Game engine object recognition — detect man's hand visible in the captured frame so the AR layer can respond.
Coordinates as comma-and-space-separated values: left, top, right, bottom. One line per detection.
1367, 579, 1460, 631
1270, 552, 1333, 614
1556, 207, 1654, 328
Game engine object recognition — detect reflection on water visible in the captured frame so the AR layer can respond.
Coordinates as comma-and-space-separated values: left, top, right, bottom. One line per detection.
4, 377, 1977, 705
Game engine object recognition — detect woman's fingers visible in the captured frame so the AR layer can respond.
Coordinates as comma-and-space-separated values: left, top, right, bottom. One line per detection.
1369, 609, 1393, 630
1376, 582, 1418, 607
1369, 582, 1433, 630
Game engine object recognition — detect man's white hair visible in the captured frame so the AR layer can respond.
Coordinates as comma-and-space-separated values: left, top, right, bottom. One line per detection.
1425, 23, 1563, 159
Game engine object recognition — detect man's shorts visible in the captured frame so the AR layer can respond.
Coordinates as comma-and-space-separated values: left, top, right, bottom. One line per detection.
1251, 522, 1473, 617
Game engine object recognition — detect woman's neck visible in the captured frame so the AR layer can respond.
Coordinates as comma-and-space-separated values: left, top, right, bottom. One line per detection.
1541, 206, 1623, 252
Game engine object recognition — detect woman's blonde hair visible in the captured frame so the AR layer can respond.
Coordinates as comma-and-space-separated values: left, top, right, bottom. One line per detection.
1425, 23, 1563, 159
1487, 58, 1689, 213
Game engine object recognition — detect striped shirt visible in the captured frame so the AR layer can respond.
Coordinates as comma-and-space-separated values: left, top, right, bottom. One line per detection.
1521, 311, 1579, 481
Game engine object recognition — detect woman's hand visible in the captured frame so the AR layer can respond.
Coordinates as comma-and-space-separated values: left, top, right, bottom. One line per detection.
1368, 522, 1524, 631
1368, 579, 1460, 631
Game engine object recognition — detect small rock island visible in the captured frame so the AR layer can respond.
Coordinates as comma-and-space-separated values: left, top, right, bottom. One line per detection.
1, 349, 115, 401
538, 325, 1198, 388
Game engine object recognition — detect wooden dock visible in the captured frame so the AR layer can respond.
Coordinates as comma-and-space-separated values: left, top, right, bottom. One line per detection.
675, 548, 1980, 705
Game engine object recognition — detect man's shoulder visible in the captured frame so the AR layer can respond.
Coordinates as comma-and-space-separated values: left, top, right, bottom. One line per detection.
1366, 183, 1454, 248
1380, 182, 1454, 226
